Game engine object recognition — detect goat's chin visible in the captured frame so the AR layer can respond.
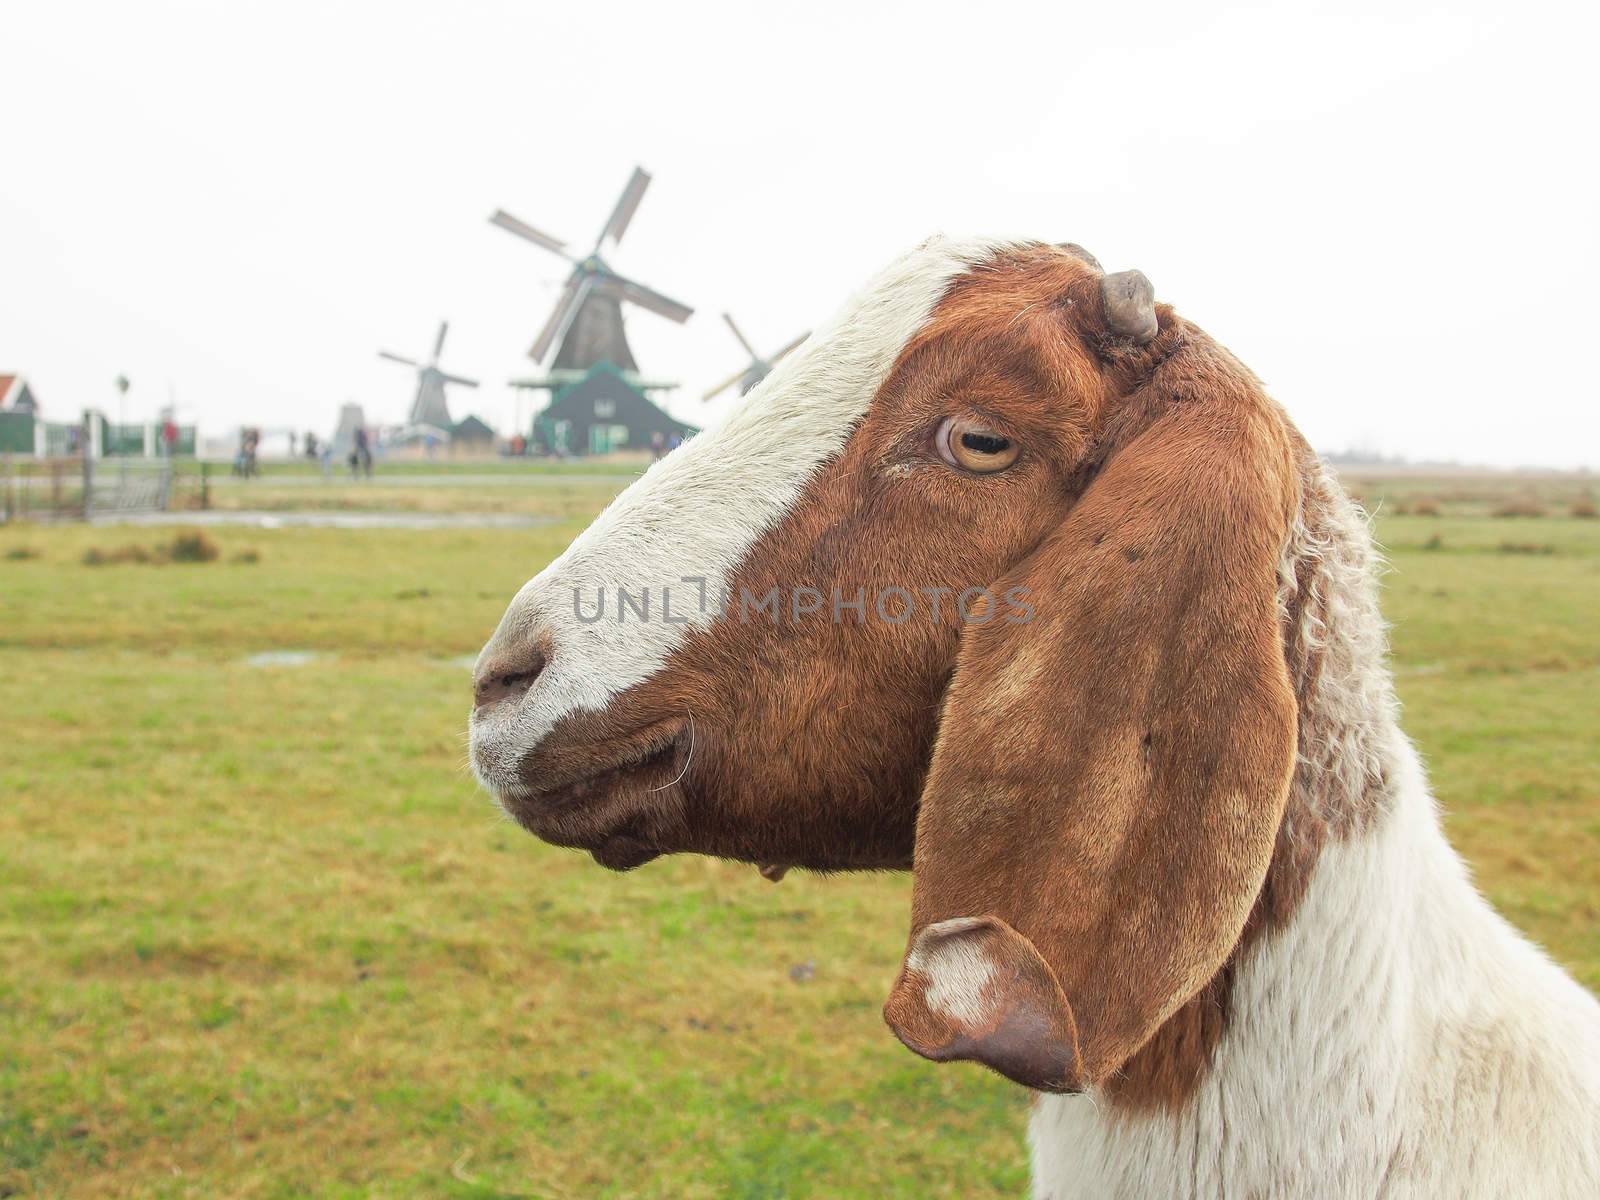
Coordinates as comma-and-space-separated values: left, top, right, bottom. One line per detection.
504, 791, 676, 868
590, 834, 661, 871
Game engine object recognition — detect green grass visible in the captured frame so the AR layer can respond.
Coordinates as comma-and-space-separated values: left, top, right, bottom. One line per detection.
164, 461, 638, 519
190, 481, 627, 518
178, 458, 651, 478
1, 479, 1597, 1197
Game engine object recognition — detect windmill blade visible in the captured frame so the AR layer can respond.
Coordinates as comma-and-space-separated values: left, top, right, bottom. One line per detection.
439, 372, 479, 389
702, 364, 751, 403
432, 321, 449, 362
721, 312, 759, 359
379, 350, 419, 367
490, 210, 573, 258
529, 272, 595, 363
768, 331, 810, 364
609, 271, 693, 324
595, 166, 650, 250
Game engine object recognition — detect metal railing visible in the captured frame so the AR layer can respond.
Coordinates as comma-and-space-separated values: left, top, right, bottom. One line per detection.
1, 455, 206, 522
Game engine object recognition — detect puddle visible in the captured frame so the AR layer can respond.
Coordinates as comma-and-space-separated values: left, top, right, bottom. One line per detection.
244, 650, 321, 668
92, 511, 561, 530
246, 651, 481, 671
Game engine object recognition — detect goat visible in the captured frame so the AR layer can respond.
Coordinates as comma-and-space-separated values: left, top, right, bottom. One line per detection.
469, 238, 1600, 1198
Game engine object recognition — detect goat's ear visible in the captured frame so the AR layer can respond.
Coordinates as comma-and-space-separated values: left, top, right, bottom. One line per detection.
1057, 242, 1103, 272
883, 372, 1300, 1093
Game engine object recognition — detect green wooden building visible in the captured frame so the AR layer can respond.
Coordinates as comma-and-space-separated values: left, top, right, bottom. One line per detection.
492, 167, 697, 456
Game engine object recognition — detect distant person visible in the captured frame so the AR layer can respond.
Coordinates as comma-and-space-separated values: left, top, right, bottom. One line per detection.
234, 428, 258, 478
650, 430, 666, 461
161, 418, 178, 458
350, 426, 373, 479
667, 432, 682, 452
288, 431, 298, 459
304, 432, 319, 461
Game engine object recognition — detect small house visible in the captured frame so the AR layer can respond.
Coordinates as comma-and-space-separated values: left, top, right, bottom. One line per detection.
450, 415, 497, 456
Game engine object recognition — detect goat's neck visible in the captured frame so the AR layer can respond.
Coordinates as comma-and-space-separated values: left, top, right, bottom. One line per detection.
1029, 749, 1474, 1199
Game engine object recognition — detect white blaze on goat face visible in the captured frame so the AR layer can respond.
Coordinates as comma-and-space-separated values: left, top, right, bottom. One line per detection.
469, 235, 1017, 796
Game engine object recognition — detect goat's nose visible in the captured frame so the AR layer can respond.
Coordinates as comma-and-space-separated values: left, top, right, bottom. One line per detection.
473, 642, 548, 710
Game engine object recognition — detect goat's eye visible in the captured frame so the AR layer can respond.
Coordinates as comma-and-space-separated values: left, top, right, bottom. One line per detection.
936, 415, 1020, 474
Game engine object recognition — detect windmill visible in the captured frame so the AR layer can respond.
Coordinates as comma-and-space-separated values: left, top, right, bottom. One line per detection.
493, 167, 699, 457
702, 313, 809, 402
378, 320, 478, 430
491, 166, 693, 370
330, 401, 367, 459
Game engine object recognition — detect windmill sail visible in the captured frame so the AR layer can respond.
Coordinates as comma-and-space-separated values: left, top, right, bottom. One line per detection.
703, 316, 810, 401
597, 167, 650, 248
490, 210, 570, 256
611, 274, 693, 324
722, 313, 758, 359
529, 273, 596, 364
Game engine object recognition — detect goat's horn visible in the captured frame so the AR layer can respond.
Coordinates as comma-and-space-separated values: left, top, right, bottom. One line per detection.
1101, 269, 1159, 344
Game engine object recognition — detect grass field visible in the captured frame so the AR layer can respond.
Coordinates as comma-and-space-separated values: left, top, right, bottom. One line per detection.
2, 467, 1597, 1198
177, 460, 643, 520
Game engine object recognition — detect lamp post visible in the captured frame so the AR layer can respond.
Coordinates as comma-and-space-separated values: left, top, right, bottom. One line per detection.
114, 374, 130, 479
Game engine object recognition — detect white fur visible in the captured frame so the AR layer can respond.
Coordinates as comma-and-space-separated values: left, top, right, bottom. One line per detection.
1029, 462, 1600, 1199
469, 235, 1018, 797
908, 918, 1001, 1026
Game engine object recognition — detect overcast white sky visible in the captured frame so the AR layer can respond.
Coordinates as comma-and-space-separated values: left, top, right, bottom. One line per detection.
3, 0, 1596, 466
